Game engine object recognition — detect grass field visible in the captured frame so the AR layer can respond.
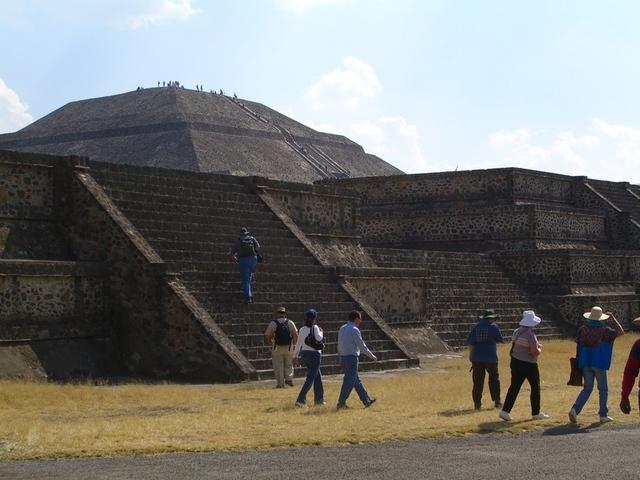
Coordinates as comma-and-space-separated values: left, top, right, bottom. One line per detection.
1, 336, 639, 460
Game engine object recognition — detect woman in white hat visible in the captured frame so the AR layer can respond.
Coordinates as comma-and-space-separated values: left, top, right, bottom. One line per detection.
499, 310, 549, 421
568, 306, 624, 423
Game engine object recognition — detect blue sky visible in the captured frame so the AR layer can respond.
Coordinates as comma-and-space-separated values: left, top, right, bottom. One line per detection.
1, 0, 639, 182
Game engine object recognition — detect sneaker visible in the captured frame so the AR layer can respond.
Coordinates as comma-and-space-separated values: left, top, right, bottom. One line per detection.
315, 401, 326, 406
494, 401, 502, 409
568, 408, 578, 423
285, 380, 294, 387
532, 413, 550, 420
365, 397, 377, 408
275, 385, 285, 389
474, 404, 482, 411
336, 403, 349, 410
600, 415, 613, 423
499, 410, 513, 422
295, 401, 307, 408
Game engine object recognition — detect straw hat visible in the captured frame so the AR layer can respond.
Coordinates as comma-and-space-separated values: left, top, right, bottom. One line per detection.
583, 306, 610, 321
520, 310, 541, 327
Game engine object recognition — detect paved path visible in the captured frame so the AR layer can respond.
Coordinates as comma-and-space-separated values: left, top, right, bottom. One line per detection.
1, 424, 638, 479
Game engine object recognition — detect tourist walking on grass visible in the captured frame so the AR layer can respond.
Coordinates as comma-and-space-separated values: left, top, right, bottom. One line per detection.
467, 309, 504, 410
569, 306, 624, 423
229, 227, 261, 303
337, 311, 377, 409
620, 316, 640, 416
499, 310, 550, 421
292, 309, 325, 407
264, 306, 298, 388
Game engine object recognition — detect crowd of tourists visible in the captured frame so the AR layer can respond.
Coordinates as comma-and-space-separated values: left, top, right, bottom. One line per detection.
230, 227, 640, 417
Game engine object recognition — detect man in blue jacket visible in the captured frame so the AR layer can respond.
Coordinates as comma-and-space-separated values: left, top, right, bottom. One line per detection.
467, 309, 504, 410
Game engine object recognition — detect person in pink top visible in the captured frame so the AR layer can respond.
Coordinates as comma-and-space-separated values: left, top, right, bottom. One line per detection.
499, 310, 550, 422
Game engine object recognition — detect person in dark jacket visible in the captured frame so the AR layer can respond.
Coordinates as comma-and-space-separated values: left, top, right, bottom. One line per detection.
467, 309, 504, 410
229, 227, 260, 303
620, 316, 640, 415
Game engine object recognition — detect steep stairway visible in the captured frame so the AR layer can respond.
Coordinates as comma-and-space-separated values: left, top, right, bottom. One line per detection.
587, 180, 640, 222
366, 247, 566, 348
89, 162, 413, 378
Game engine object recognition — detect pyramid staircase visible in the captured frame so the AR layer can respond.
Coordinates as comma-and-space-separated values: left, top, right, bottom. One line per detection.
89, 162, 414, 378
365, 247, 567, 348
587, 180, 640, 223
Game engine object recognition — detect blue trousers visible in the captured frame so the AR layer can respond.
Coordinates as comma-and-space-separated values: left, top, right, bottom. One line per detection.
296, 350, 324, 405
572, 367, 609, 417
338, 355, 372, 406
238, 255, 257, 300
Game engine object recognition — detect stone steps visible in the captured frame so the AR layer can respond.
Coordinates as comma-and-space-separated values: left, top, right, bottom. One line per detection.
90, 164, 415, 377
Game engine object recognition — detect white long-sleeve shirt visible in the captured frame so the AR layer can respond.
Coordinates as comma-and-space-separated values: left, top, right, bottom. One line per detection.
293, 324, 324, 357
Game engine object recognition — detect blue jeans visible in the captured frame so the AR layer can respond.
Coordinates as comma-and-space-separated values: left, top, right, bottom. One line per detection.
238, 255, 257, 299
296, 350, 324, 405
338, 355, 372, 406
573, 367, 609, 417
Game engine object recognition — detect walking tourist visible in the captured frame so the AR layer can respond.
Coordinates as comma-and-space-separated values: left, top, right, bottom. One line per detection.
229, 227, 260, 303
467, 308, 504, 410
498, 310, 550, 421
568, 306, 624, 423
264, 306, 298, 388
619, 316, 640, 415
336, 311, 377, 409
292, 308, 325, 407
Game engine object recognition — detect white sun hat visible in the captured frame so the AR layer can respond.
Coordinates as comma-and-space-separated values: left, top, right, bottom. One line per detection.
583, 306, 610, 321
520, 310, 541, 327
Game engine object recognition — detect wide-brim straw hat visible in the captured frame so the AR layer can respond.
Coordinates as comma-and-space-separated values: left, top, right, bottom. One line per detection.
583, 306, 610, 321
520, 310, 541, 327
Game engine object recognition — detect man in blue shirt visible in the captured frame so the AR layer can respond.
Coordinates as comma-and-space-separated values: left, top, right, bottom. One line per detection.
337, 311, 378, 409
467, 308, 504, 410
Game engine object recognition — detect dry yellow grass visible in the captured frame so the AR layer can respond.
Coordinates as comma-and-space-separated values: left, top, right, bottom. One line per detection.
1, 336, 639, 460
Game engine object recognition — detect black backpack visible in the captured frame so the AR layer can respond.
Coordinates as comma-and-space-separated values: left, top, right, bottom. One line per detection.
238, 236, 256, 257
274, 320, 292, 346
304, 325, 325, 351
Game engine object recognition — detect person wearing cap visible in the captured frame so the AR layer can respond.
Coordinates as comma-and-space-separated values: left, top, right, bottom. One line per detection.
264, 306, 298, 388
568, 306, 624, 423
467, 309, 505, 410
229, 227, 261, 303
336, 310, 378, 409
498, 310, 549, 421
619, 316, 640, 416
292, 308, 325, 407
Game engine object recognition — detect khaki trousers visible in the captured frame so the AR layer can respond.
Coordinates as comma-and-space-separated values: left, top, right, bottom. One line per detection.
272, 345, 293, 387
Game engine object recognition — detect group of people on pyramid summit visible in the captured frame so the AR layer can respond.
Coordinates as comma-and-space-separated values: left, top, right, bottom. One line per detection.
230, 228, 640, 416
468, 305, 640, 423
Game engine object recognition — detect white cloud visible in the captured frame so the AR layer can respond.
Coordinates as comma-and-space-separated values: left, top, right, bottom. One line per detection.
0, 78, 32, 134
487, 119, 640, 182
118, 0, 197, 30
306, 57, 383, 111
274, 0, 347, 14
350, 116, 425, 173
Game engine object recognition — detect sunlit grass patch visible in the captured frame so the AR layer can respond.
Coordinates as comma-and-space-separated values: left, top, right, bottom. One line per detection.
1, 336, 639, 460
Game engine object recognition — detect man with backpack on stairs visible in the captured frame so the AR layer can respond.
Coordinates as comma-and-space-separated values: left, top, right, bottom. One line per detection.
264, 306, 298, 388
229, 227, 261, 303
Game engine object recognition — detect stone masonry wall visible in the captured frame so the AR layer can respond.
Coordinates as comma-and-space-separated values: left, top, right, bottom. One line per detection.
0, 151, 67, 259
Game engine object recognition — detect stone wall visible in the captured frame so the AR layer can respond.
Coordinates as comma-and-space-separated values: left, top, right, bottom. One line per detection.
494, 250, 640, 294
0, 151, 68, 259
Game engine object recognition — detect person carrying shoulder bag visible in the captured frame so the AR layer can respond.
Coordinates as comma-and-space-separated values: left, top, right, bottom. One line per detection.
499, 310, 550, 422
292, 309, 325, 407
